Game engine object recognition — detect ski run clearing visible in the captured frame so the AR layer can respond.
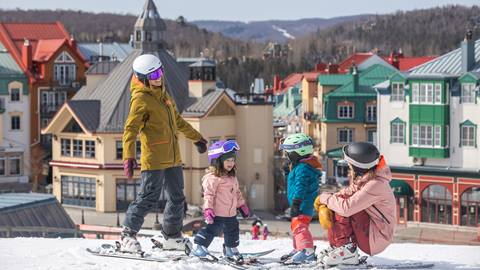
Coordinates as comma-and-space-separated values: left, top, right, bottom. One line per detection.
1, 235, 479, 269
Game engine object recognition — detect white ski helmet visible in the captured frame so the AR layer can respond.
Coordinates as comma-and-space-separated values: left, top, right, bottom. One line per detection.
132, 54, 163, 81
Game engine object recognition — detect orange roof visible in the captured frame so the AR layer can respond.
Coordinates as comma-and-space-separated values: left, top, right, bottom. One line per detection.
338, 53, 374, 73
34, 39, 67, 62
277, 73, 304, 94
0, 21, 86, 79
397, 56, 437, 71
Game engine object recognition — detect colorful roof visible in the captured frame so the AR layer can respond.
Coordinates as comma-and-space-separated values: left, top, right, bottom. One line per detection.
0, 21, 86, 75
410, 39, 480, 75
78, 42, 134, 62
318, 74, 352, 86
0, 42, 24, 77
397, 56, 437, 71
338, 53, 375, 73
326, 64, 397, 98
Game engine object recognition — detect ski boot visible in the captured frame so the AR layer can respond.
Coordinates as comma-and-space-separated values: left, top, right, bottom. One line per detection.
223, 245, 244, 264
286, 248, 317, 264
321, 242, 359, 266
317, 245, 335, 262
280, 249, 297, 262
119, 226, 142, 254
191, 244, 209, 258
151, 230, 193, 252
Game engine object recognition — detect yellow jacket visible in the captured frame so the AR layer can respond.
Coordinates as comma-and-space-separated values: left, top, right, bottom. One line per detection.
122, 76, 202, 170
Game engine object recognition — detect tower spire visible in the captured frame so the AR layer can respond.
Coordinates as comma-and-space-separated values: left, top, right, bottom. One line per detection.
133, 0, 167, 52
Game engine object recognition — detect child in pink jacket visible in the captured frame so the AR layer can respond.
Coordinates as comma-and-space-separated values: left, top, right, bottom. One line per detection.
314, 142, 396, 266
191, 140, 250, 263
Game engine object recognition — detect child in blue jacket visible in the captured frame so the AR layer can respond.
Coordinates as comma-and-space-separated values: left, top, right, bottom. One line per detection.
280, 133, 322, 264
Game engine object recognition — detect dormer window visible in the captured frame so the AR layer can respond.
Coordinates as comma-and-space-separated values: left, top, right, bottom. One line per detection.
54, 51, 76, 86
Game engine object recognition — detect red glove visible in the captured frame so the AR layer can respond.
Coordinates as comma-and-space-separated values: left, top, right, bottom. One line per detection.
204, 208, 215, 224
123, 158, 137, 180
238, 204, 250, 218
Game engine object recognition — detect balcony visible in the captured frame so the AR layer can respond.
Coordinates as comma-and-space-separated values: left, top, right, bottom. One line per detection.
304, 112, 321, 121
40, 103, 63, 117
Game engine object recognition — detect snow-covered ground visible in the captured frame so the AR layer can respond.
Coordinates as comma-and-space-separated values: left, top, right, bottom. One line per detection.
1, 235, 480, 269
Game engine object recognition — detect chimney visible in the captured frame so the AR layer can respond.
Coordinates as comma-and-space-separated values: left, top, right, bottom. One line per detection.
70, 35, 77, 49
327, 63, 339, 74
273, 75, 280, 91
99, 42, 103, 62
315, 62, 326, 72
22, 39, 32, 71
389, 50, 400, 70
350, 63, 359, 91
461, 30, 475, 73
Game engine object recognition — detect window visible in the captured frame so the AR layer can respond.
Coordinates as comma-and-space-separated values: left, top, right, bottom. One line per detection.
61, 175, 96, 207
426, 83, 433, 103
116, 140, 123, 160
41, 118, 50, 128
366, 104, 376, 122
391, 83, 404, 102
11, 116, 20, 130
9, 157, 20, 175
412, 125, 419, 145
412, 83, 419, 103
434, 126, 441, 147
412, 125, 434, 147
136, 141, 141, 160
54, 51, 76, 86
434, 83, 442, 104
10, 88, 20, 102
419, 84, 426, 103
338, 128, 353, 144
445, 125, 449, 147
446, 82, 450, 104
0, 158, 5, 175
136, 30, 142, 42
85, 140, 95, 158
116, 178, 141, 210
41, 91, 67, 114
461, 83, 476, 103
367, 129, 377, 145
61, 139, 71, 156
461, 125, 476, 147
72, 140, 83, 157
391, 121, 405, 143
338, 104, 354, 119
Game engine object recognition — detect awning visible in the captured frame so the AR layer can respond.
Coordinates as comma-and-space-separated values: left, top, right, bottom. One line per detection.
390, 179, 413, 196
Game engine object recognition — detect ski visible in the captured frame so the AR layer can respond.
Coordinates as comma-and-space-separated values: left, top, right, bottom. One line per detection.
335, 262, 435, 269
86, 247, 177, 262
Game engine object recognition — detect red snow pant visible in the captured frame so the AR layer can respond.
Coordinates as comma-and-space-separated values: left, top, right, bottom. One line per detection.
327, 210, 372, 255
291, 215, 314, 251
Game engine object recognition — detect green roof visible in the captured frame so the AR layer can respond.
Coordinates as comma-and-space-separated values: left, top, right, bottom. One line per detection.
0, 42, 24, 77
318, 74, 352, 85
273, 85, 301, 117
326, 64, 397, 98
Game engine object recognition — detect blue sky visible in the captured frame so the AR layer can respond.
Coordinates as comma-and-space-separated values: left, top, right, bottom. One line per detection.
1, 0, 478, 21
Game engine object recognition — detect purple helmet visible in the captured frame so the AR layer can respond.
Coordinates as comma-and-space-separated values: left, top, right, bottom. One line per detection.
208, 140, 240, 164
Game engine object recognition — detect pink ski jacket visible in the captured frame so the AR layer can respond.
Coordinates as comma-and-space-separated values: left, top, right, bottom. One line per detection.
202, 173, 246, 217
319, 156, 396, 255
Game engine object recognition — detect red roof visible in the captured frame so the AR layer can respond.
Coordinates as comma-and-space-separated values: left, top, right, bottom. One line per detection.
338, 53, 374, 73
0, 21, 86, 81
277, 73, 304, 94
397, 56, 437, 71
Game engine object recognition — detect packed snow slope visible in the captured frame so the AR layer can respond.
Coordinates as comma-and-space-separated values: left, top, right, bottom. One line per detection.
1, 236, 479, 269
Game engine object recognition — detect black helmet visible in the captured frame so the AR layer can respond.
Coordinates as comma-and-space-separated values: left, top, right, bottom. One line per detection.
342, 142, 380, 173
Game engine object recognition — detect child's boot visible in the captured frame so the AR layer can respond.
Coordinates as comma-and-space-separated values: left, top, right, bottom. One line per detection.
289, 247, 317, 264
321, 242, 359, 266
223, 245, 244, 264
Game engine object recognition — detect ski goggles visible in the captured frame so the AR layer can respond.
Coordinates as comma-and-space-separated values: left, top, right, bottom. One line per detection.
147, 66, 165, 80
208, 140, 240, 156
279, 138, 313, 150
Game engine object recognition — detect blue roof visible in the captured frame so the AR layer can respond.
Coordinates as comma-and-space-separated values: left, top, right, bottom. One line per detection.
410, 39, 480, 75
78, 42, 133, 62
0, 193, 56, 212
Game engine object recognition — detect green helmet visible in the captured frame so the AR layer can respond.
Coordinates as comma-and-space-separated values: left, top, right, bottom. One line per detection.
280, 133, 314, 156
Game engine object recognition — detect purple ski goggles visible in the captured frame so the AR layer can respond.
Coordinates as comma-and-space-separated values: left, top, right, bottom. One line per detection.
208, 140, 240, 163
147, 66, 165, 80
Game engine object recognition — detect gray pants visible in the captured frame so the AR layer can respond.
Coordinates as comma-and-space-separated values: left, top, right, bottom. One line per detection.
123, 167, 185, 237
